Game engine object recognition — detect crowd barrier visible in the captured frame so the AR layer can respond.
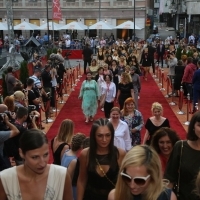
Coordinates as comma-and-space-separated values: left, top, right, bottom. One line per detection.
154, 68, 199, 126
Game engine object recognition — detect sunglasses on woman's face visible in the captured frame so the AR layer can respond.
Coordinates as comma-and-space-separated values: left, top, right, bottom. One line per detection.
120, 172, 150, 186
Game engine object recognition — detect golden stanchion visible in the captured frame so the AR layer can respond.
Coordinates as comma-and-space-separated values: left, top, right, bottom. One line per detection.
177, 86, 185, 115
183, 93, 190, 125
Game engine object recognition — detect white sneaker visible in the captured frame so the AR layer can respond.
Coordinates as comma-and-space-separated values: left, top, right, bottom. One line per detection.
138, 96, 140, 99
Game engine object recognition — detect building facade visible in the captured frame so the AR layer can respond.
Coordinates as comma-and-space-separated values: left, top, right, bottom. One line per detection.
0, 0, 153, 40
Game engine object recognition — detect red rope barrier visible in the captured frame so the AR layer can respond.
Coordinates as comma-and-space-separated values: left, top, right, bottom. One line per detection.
165, 76, 170, 95
40, 100, 50, 112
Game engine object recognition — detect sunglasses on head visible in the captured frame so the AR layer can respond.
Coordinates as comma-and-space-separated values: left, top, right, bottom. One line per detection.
120, 172, 150, 186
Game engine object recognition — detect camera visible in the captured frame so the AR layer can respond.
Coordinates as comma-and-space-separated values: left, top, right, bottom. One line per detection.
0, 111, 13, 121
28, 105, 37, 114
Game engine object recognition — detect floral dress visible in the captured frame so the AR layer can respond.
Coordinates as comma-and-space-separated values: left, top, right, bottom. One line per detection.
121, 109, 144, 145
79, 80, 99, 117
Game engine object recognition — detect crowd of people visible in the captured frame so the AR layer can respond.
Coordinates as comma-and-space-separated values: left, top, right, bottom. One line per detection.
1, 33, 200, 200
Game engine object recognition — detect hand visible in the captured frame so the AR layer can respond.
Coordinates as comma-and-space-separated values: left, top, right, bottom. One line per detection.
132, 128, 137, 133
4, 114, 9, 123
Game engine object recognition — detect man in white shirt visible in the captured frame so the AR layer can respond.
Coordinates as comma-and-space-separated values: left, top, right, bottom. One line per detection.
65, 38, 71, 49
189, 33, 195, 44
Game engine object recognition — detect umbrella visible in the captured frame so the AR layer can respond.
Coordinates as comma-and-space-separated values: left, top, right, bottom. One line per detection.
38, 21, 63, 30
0, 22, 9, 30
89, 21, 114, 30
14, 21, 40, 30
58, 21, 87, 30
114, 20, 142, 30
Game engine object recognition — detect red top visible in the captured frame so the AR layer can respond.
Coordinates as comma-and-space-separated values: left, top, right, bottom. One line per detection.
159, 154, 169, 175
182, 63, 197, 83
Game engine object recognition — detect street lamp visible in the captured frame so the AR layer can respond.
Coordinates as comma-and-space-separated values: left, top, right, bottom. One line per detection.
99, 0, 101, 37
133, 0, 135, 41
46, 0, 50, 45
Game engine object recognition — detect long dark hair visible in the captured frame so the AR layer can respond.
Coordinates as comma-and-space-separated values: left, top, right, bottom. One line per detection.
151, 127, 180, 154
20, 129, 48, 154
88, 118, 119, 171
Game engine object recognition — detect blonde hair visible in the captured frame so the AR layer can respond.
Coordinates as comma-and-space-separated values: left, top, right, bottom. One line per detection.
151, 102, 163, 113
121, 72, 132, 84
115, 145, 163, 200
13, 91, 25, 101
57, 119, 74, 143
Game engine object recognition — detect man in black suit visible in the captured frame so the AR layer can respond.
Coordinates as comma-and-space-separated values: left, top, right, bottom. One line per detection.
82, 43, 93, 74
147, 42, 156, 75
156, 41, 165, 68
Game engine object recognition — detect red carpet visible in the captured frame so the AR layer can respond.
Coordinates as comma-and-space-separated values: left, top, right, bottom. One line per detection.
47, 74, 186, 162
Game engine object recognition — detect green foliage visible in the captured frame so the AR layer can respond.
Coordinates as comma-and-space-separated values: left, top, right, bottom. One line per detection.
187, 50, 193, 58
176, 47, 182, 60
19, 60, 29, 85
46, 48, 58, 59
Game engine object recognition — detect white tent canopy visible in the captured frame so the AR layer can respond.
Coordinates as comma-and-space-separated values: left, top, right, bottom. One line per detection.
114, 20, 142, 30
0, 22, 9, 30
59, 21, 87, 30
14, 21, 40, 30
89, 21, 114, 30
38, 21, 63, 30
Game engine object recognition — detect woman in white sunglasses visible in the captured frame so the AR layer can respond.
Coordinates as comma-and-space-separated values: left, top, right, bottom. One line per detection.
108, 145, 177, 200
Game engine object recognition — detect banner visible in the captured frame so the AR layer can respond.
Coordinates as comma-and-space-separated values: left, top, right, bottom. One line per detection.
52, 0, 62, 20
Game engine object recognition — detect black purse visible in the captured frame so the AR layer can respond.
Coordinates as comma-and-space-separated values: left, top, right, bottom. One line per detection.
173, 140, 183, 200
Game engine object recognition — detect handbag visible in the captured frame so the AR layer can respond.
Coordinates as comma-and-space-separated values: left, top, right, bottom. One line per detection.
99, 94, 106, 108
173, 140, 183, 200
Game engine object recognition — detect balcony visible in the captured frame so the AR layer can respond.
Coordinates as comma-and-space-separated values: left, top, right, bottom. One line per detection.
113, 1, 132, 7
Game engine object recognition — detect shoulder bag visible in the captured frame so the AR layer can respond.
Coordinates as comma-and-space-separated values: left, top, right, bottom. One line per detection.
173, 140, 183, 200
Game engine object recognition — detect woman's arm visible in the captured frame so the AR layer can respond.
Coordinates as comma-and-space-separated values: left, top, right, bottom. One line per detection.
116, 90, 120, 102
0, 178, 8, 200
67, 159, 77, 180
108, 189, 115, 200
77, 148, 89, 200
63, 171, 73, 200
143, 130, 150, 144
117, 148, 126, 166
170, 191, 177, 200
130, 89, 134, 100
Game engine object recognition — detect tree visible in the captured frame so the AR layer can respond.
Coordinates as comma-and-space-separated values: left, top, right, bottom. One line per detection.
176, 46, 182, 60
19, 60, 29, 86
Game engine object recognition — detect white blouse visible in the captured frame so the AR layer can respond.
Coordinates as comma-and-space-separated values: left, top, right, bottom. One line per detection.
109, 119, 132, 151
101, 82, 116, 102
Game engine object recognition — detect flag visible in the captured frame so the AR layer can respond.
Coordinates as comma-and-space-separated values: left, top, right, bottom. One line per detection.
159, 0, 164, 15
52, 0, 62, 20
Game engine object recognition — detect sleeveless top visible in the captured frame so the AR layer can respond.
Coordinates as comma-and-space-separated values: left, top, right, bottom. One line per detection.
98, 52, 104, 60
61, 149, 77, 167
83, 151, 119, 200
51, 137, 69, 165
133, 188, 172, 200
0, 165, 67, 200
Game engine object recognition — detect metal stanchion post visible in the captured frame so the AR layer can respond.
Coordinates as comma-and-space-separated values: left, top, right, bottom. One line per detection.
77, 60, 82, 78
158, 67, 162, 85
183, 93, 190, 125
160, 69, 165, 91
165, 75, 170, 98
155, 63, 159, 81
195, 103, 199, 112
169, 78, 176, 106
177, 86, 185, 115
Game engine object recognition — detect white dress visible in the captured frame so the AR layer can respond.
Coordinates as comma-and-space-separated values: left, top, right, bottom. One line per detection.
0, 164, 67, 200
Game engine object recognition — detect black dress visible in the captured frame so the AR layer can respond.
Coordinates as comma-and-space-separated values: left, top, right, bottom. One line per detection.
174, 65, 185, 90
145, 118, 170, 145
118, 82, 133, 110
110, 67, 119, 93
51, 138, 69, 165
83, 152, 119, 200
